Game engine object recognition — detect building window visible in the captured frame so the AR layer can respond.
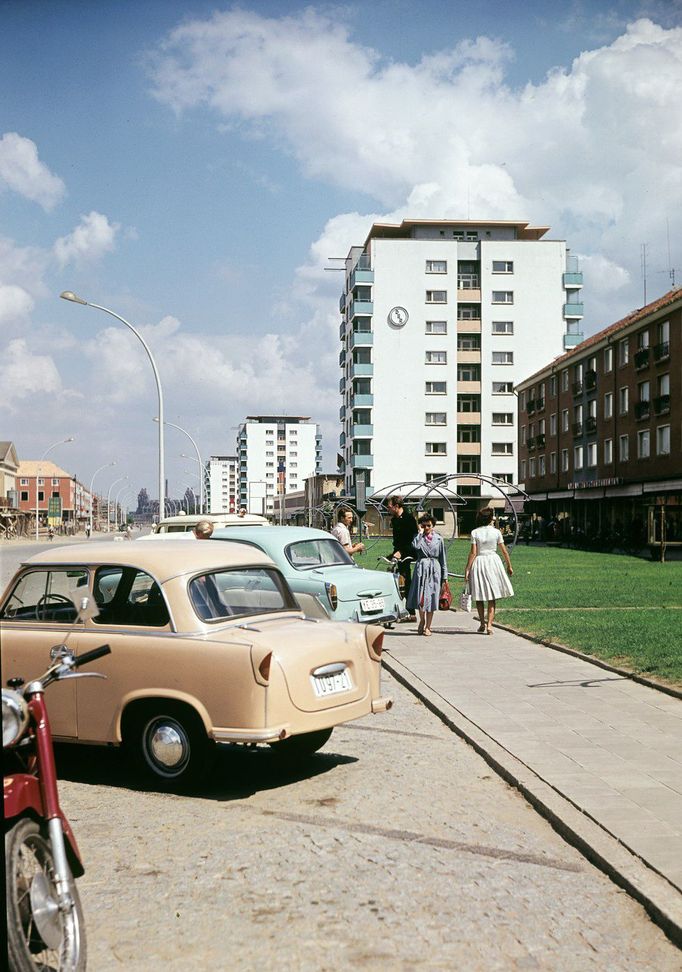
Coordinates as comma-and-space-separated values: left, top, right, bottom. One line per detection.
618, 338, 629, 366
492, 260, 513, 273
425, 473, 447, 482
492, 442, 513, 455
604, 392, 613, 420
587, 442, 597, 466
457, 425, 480, 443
38, 491, 44, 502
561, 449, 569, 472
619, 387, 629, 415
37, 478, 44, 486
549, 413, 557, 436
425, 381, 447, 395
604, 346, 613, 372
457, 456, 480, 473
619, 434, 629, 461
574, 446, 584, 470
658, 373, 670, 396
458, 395, 480, 412
493, 381, 513, 394
538, 456, 546, 476
457, 333, 481, 350
529, 458, 537, 478
266, 451, 274, 457
637, 430, 650, 459
561, 370, 569, 392
561, 409, 569, 432
426, 290, 447, 303
492, 291, 513, 304
638, 380, 650, 403
20, 478, 29, 485
21, 490, 29, 501
604, 439, 613, 464
549, 375, 558, 397
656, 425, 671, 455
51, 478, 59, 486
493, 473, 513, 483
425, 350, 447, 365
426, 442, 447, 455
426, 320, 447, 334
266, 462, 274, 468
425, 412, 447, 425
550, 452, 557, 474
492, 413, 514, 425
492, 321, 514, 334
457, 364, 480, 381
492, 351, 513, 365
520, 460, 527, 479
658, 320, 670, 344
426, 260, 447, 273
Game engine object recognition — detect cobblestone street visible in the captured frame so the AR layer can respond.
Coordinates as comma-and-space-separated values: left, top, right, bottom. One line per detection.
54, 674, 680, 971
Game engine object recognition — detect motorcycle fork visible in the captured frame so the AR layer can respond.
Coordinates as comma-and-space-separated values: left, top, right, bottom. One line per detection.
28, 693, 76, 912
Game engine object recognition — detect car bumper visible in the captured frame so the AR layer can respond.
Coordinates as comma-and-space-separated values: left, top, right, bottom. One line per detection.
211, 724, 290, 743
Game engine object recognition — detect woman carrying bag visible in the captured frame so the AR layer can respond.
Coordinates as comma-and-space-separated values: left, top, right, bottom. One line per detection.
408, 513, 448, 637
464, 508, 514, 635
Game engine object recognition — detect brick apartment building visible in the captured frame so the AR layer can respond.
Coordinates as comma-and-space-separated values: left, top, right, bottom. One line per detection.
516, 288, 681, 550
17, 461, 92, 530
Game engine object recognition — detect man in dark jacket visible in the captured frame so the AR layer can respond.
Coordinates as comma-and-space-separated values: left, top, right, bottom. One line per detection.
387, 495, 417, 619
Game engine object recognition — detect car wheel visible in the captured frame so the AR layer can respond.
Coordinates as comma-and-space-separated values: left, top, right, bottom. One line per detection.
269, 727, 333, 761
123, 701, 215, 789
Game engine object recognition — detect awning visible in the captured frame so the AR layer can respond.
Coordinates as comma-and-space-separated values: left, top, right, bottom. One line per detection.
642, 479, 682, 494
547, 491, 573, 499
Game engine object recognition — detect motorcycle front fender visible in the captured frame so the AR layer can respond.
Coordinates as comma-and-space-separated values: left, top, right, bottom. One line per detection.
4, 773, 85, 878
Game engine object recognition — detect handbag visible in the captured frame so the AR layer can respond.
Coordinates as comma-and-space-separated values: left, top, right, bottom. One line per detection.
459, 586, 472, 613
439, 580, 452, 611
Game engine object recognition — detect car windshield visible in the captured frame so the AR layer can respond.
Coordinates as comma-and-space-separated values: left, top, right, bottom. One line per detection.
188, 567, 297, 621
285, 539, 354, 570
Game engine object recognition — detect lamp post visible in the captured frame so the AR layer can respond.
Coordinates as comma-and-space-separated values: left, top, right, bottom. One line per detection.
180, 453, 207, 513
60, 292, 165, 520
113, 483, 132, 530
88, 461, 116, 536
155, 418, 203, 514
106, 475, 128, 532
35, 437, 74, 541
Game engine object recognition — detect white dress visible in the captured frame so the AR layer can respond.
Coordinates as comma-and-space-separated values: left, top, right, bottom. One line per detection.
468, 526, 514, 601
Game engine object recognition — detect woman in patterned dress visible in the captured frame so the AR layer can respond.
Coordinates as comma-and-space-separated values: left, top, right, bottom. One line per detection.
407, 514, 448, 637
465, 508, 514, 635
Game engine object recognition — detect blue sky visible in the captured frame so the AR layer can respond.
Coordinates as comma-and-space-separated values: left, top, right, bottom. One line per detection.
1, 0, 681, 503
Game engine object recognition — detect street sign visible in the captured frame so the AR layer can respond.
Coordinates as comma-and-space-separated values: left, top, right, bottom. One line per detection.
48, 496, 62, 526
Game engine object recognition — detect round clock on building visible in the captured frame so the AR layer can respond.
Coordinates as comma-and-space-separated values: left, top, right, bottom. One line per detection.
388, 306, 409, 327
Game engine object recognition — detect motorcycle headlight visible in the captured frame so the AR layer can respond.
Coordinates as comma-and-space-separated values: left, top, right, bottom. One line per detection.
2, 689, 29, 748
325, 582, 338, 611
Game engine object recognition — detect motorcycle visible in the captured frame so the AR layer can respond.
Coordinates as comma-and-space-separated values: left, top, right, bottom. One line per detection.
3, 638, 111, 971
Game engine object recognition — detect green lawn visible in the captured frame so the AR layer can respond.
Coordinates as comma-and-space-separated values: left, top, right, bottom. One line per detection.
356, 538, 682, 685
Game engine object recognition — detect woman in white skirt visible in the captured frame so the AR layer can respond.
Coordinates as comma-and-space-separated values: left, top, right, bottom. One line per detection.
464, 508, 514, 635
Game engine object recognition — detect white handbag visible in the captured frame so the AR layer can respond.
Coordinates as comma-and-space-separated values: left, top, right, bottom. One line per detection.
459, 587, 472, 612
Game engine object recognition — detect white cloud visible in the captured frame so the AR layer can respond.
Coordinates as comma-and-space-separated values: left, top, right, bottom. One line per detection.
53, 211, 120, 267
0, 284, 34, 324
0, 132, 65, 210
1, 339, 62, 408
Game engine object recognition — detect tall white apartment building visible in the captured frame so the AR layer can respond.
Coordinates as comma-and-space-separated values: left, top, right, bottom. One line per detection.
237, 416, 322, 516
206, 455, 238, 514
338, 219, 583, 506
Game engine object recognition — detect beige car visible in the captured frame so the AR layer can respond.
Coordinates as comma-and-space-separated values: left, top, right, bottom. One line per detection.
0, 541, 391, 787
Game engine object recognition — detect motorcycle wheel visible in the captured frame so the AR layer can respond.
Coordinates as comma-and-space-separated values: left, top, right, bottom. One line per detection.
5, 818, 86, 972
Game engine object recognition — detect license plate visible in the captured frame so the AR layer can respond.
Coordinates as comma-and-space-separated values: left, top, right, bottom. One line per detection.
360, 596, 385, 613
312, 669, 352, 698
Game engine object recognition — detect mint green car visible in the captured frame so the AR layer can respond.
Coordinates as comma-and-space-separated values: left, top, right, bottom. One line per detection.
211, 526, 405, 625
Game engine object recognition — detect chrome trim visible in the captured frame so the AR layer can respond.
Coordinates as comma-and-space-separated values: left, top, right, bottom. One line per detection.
371, 696, 393, 713
312, 662, 347, 677
211, 726, 289, 743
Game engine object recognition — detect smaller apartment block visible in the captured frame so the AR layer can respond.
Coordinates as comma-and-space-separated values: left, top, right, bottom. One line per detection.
206, 455, 238, 514
517, 288, 681, 548
237, 416, 322, 516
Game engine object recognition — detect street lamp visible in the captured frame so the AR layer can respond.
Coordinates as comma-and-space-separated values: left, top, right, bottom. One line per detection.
113, 483, 132, 529
35, 436, 74, 541
180, 454, 207, 513
106, 475, 128, 532
155, 418, 203, 514
88, 460, 116, 536
60, 291, 166, 519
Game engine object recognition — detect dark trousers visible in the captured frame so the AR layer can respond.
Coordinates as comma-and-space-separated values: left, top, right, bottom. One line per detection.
397, 559, 412, 603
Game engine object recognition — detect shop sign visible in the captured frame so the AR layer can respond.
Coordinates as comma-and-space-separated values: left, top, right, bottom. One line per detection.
568, 477, 623, 490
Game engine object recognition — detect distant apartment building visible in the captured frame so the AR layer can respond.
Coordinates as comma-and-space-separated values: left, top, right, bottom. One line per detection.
237, 416, 322, 516
338, 219, 583, 513
206, 455, 238, 514
517, 287, 681, 548
17, 461, 92, 527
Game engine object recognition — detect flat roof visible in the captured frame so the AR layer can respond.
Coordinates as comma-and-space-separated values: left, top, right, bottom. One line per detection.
364, 219, 550, 247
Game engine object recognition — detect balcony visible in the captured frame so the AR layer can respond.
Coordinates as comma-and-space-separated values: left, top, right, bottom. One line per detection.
350, 267, 374, 288
339, 321, 347, 341
635, 400, 651, 421
563, 272, 583, 288
457, 273, 480, 288
339, 349, 346, 367
339, 432, 346, 447
351, 454, 374, 469
339, 405, 346, 420
585, 371, 597, 390
457, 349, 481, 364
351, 362, 373, 378
654, 341, 670, 362
339, 295, 346, 313
456, 317, 481, 332
351, 424, 373, 437
654, 394, 670, 415
572, 421, 583, 436
572, 380, 583, 396
526, 400, 536, 414
536, 434, 546, 448
526, 436, 536, 451
350, 300, 373, 318
635, 347, 650, 370
350, 330, 373, 348
564, 331, 584, 349
351, 393, 373, 407
564, 302, 584, 318
339, 378, 346, 393
584, 416, 597, 434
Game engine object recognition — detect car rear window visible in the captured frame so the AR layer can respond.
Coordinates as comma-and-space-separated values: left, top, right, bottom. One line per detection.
189, 567, 297, 621
285, 539, 354, 570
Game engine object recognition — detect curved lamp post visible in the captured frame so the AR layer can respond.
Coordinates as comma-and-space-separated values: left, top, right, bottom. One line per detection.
35, 436, 74, 541
113, 483, 133, 529
88, 460, 116, 536
60, 292, 165, 519
155, 418, 203, 514
106, 475, 128, 532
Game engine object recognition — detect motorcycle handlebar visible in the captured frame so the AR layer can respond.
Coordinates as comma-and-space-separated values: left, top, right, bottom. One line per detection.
73, 644, 111, 668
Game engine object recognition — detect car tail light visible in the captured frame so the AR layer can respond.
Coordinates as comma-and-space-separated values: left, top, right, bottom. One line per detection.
325, 583, 338, 611
251, 647, 273, 685
258, 652, 272, 682
365, 626, 384, 661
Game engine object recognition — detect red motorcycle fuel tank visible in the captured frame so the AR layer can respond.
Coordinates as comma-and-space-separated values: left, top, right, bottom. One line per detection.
3, 774, 85, 878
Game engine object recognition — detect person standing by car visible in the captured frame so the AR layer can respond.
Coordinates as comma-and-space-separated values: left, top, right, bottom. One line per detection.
464, 507, 514, 635
387, 495, 418, 618
408, 514, 447, 637
331, 508, 365, 558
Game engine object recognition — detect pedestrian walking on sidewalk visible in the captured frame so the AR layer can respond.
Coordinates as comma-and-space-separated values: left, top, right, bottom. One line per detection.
408, 513, 447, 637
464, 508, 514, 635
387, 494, 418, 620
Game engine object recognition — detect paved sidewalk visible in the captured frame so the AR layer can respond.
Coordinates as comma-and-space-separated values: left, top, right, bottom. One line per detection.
382, 610, 682, 940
